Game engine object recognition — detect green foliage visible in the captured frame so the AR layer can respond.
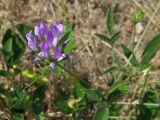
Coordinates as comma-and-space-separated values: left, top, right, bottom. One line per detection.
13, 113, 24, 120
141, 33, 160, 64
94, 104, 109, 120
59, 23, 74, 45
32, 85, 47, 103
54, 99, 73, 113
103, 66, 127, 74
109, 104, 123, 116
16, 24, 34, 41
10, 90, 31, 112
22, 69, 49, 84
107, 7, 114, 34
95, 32, 121, 46
95, 33, 112, 45
121, 44, 138, 66
73, 79, 91, 99
82, 89, 104, 102
2, 29, 25, 68
137, 89, 159, 120
0, 70, 14, 78
107, 82, 130, 103
110, 32, 121, 44
111, 51, 121, 66
64, 39, 76, 54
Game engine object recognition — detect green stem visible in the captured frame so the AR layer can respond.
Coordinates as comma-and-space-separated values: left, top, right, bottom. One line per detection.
138, 68, 150, 101
127, 68, 150, 120
115, 101, 160, 107
56, 62, 80, 80
132, 23, 136, 50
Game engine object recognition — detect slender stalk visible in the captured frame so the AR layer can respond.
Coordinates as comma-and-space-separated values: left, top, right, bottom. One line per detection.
114, 101, 160, 107
109, 116, 136, 119
138, 68, 150, 101
56, 62, 80, 80
131, 23, 136, 50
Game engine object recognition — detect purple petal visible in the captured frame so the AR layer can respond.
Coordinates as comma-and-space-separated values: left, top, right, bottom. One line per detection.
32, 57, 41, 63
52, 48, 61, 59
40, 21, 48, 34
35, 21, 48, 39
51, 25, 59, 36
35, 26, 40, 36
26, 31, 37, 51
57, 23, 64, 33
47, 31, 53, 47
50, 22, 64, 37
49, 62, 56, 69
52, 37, 59, 47
39, 52, 49, 58
40, 41, 50, 53
52, 22, 64, 32
58, 54, 72, 61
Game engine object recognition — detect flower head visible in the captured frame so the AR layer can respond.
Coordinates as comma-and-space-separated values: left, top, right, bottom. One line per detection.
26, 21, 72, 69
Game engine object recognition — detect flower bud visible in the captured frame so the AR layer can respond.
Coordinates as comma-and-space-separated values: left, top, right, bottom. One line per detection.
131, 10, 144, 23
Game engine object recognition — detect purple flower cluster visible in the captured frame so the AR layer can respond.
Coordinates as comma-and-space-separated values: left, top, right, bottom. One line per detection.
26, 21, 72, 69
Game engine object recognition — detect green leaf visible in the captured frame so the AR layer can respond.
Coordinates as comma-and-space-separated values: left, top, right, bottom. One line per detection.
64, 40, 76, 54
16, 24, 33, 41
121, 44, 138, 66
141, 33, 160, 64
107, 7, 114, 34
32, 105, 45, 120
73, 80, 90, 99
65, 23, 74, 32
107, 82, 130, 103
38, 112, 45, 120
111, 51, 121, 66
103, 66, 127, 74
110, 31, 120, 44
22, 69, 49, 84
10, 90, 31, 112
2, 29, 25, 68
95, 32, 120, 45
59, 31, 71, 45
54, 100, 73, 113
53, 62, 64, 77
13, 113, 24, 120
94, 105, 109, 120
82, 89, 104, 102
32, 85, 47, 103
0, 70, 14, 78
59, 23, 74, 45
137, 89, 158, 120
109, 104, 123, 116
95, 33, 111, 45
